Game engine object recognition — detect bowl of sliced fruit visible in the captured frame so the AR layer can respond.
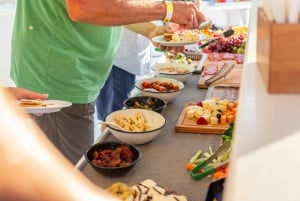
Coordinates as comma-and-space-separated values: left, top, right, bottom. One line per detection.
135, 77, 184, 103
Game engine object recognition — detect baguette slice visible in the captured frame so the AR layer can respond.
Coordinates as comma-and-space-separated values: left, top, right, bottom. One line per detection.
163, 33, 173, 41
19, 99, 45, 107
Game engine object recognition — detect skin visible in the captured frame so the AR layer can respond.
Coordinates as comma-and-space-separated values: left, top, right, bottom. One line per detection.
0, 88, 118, 201
65, 0, 206, 29
125, 22, 177, 49
0, 1, 205, 199
6, 87, 49, 100
125, 23, 172, 40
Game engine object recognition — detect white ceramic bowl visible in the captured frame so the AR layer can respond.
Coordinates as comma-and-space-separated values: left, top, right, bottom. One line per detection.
152, 62, 195, 82
135, 77, 184, 103
104, 109, 166, 145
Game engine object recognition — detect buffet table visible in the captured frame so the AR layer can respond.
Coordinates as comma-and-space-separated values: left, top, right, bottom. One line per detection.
77, 1, 300, 200
77, 73, 224, 201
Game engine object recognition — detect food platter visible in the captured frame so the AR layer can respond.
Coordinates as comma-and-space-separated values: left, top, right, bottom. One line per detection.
17, 100, 72, 114
155, 52, 208, 74
152, 35, 200, 46
175, 102, 231, 135
198, 59, 243, 89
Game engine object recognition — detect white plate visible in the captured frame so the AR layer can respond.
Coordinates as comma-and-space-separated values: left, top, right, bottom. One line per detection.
17, 100, 72, 114
152, 35, 200, 46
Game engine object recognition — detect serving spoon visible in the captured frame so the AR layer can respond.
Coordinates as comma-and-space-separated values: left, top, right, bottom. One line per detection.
99, 121, 123, 130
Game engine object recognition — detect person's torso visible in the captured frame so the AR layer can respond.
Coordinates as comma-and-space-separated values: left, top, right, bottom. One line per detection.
11, 0, 122, 103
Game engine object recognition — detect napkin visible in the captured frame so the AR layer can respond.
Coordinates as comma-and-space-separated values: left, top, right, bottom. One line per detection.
262, 0, 300, 23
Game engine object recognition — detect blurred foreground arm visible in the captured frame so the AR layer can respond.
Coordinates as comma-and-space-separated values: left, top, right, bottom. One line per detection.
0, 88, 118, 201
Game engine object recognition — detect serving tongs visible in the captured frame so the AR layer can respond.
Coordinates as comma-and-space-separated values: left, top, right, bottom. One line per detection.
190, 141, 231, 180
200, 29, 235, 49
198, 19, 212, 30
204, 62, 235, 86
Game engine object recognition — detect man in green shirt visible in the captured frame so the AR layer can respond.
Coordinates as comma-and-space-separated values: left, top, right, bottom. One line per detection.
11, 0, 205, 164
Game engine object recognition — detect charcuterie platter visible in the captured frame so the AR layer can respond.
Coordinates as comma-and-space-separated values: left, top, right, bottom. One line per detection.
197, 54, 244, 89
175, 98, 238, 134
176, 102, 229, 134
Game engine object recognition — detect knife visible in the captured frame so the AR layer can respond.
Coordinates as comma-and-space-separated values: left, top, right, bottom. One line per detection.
204, 63, 235, 86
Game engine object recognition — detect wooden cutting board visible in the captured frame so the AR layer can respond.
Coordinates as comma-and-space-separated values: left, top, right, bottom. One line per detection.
198, 60, 243, 89
175, 102, 229, 134
205, 85, 240, 102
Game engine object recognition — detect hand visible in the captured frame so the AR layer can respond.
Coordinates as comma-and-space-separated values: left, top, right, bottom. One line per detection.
171, 1, 206, 29
148, 25, 173, 48
148, 24, 185, 52
8, 87, 49, 100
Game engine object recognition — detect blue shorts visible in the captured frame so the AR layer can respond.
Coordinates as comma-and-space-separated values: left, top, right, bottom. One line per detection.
96, 65, 135, 121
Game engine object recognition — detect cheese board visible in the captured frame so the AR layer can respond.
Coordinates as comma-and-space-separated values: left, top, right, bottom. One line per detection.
175, 102, 230, 135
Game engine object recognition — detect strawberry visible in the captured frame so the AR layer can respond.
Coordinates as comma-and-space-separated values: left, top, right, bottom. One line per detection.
197, 117, 208, 125
196, 101, 203, 107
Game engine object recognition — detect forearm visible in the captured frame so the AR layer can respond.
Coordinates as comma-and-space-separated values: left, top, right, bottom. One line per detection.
65, 0, 206, 29
125, 23, 157, 39
66, 0, 166, 26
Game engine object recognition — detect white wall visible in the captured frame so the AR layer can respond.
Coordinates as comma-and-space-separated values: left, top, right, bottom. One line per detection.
201, 1, 251, 28
0, 3, 15, 86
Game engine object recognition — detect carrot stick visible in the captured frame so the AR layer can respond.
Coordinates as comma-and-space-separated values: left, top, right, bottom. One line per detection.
185, 163, 196, 171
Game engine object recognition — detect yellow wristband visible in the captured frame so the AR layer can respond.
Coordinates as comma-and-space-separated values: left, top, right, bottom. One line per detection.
163, 1, 173, 23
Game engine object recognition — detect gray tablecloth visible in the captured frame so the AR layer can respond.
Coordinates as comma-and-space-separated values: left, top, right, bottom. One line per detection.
77, 74, 222, 201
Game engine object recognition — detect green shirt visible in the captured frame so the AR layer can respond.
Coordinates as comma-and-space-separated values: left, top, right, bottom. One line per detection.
11, 0, 122, 103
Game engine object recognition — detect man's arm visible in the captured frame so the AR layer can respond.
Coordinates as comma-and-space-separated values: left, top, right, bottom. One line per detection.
125, 22, 171, 39
65, 0, 205, 29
